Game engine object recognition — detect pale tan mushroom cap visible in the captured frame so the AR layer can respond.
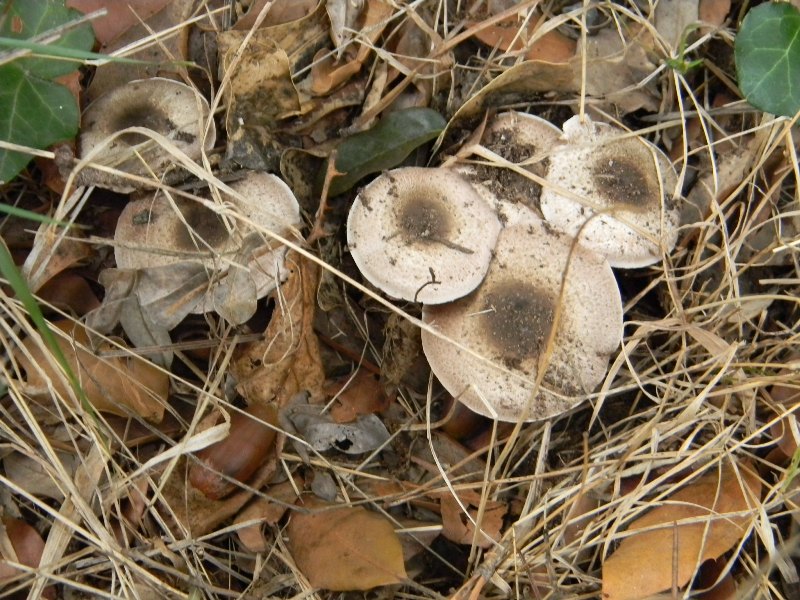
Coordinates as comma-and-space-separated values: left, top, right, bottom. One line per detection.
115, 172, 301, 309
540, 116, 680, 268
452, 111, 562, 226
347, 167, 501, 304
79, 78, 215, 193
421, 220, 623, 422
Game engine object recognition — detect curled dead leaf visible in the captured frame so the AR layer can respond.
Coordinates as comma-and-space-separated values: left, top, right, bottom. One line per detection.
16, 320, 168, 422
602, 461, 762, 600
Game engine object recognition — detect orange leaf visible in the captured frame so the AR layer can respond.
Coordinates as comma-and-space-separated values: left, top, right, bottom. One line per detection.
435, 489, 506, 549
287, 498, 407, 590
602, 462, 761, 600
16, 320, 167, 422
325, 370, 388, 423
233, 252, 325, 406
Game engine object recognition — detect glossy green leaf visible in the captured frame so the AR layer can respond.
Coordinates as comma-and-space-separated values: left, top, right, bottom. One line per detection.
328, 107, 447, 196
0, 0, 94, 184
735, 2, 800, 117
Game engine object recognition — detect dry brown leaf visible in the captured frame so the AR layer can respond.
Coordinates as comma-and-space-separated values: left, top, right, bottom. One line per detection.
158, 451, 280, 536
234, 0, 319, 30
325, 370, 389, 423
602, 462, 762, 600
234, 477, 303, 552
218, 1, 328, 168
66, 0, 172, 45
37, 272, 100, 316
436, 489, 506, 549
233, 252, 325, 406
578, 25, 660, 113
0, 517, 54, 599
310, 0, 394, 95
22, 222, 91, 293
16, 320, 168, 422
470, 14, 576, 63
699, 0, 731, 29
286, 498, 407, 590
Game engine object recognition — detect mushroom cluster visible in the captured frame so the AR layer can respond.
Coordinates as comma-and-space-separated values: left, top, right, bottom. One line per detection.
346, 112, 680, 422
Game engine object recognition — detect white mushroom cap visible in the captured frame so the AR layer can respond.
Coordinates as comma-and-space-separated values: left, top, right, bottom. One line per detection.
115, 171, 301, 311
79, 78, 215, 193
421, 220, 623, 422
346, 167, 501, 304
540, 115, 680, 268
452, 112, 562, 227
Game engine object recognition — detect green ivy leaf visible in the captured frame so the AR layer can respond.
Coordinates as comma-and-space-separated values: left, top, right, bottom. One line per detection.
0, 0, 94, 184
735, 2, 800, 118
328, 107, 447, 196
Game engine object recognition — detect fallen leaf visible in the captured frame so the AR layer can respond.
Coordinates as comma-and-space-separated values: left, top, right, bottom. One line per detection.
325, 370, 389, 423
0, 517, 54, 599
157, 452, 280, 537
37, 271, 100, 316
66, 0, 171, 45
23, 220, 91, 293
287, 498, 407, 590
699, 0, 731, 29
232, 252, 326, 406
470, 13, 576, 62
16, 320, 168, 422
218, 1, 328, 169
654, 0, 699, 49
234, 0, 319, 30
283, 393, 390, 454
235, 477, 303, 552
310, 0, 394, 95
3, 451, 79, 500
578, 25, 660, 113
436, 489, 506, 549
602, 461, 762, 600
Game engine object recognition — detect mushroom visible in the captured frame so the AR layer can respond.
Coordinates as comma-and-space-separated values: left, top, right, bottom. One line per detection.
114, 171, 301, 320
346, 167, 502, 304
78, 78, 215, 193
451, 111, 562, 227
540, 115, 680, 268
421, 220, 623, 422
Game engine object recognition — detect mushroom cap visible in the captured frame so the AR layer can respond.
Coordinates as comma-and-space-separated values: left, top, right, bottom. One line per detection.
453, 112, 562, 225
421, 220, 623, 422
115, 171, 301, 309
540, 115, 680, 268
346, 167, 501, 304
79, 78, 215, 193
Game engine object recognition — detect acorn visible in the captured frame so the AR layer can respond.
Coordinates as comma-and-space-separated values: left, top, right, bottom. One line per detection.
189, 403, 278, 500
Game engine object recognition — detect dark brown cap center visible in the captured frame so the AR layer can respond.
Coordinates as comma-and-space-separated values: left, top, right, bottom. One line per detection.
175, 202, 229, 251
480, 280, 555, 368
591, 156, 653, 211
112, 104, 176, 145
397, 196, 452, 243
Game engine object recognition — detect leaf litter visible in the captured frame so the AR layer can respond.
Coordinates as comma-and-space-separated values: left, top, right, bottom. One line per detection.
0, 0, 799, 597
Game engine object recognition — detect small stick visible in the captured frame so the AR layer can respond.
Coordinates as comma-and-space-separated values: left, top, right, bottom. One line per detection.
307, 149, 344, 245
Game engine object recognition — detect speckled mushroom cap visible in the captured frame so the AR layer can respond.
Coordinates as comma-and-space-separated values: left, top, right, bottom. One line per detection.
540, 115, 680, 268
346, 167, 502, 304
453, 112, 562, 227
421, 220, 623, 422
79, 78, 215, 193
115, 171, 301, 307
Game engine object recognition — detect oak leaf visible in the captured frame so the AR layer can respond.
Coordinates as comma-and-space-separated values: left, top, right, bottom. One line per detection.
287, 498, 407, 590
602, 462, 761, 600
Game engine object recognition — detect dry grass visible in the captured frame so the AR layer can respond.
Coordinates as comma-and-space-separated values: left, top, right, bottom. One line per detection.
0, 0, 799, 598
